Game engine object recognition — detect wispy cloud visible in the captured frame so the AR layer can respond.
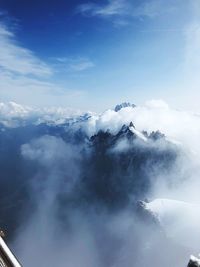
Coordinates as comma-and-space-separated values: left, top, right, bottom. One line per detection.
0, 23, 52, 77
178, 0, 200, 96
0, 21, 86, 107
77, 0, 172, 23
55, 57, 95, 72
183, 0, 200, 80
0, 68, 85, 107
78, 0, 128, 17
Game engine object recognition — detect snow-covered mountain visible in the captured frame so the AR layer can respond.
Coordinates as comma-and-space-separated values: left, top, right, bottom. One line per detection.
114, 102, 136, 112
1, 100, 200, 155
188, 256, 200, 267
0, 100, 200, 267
141, 199, 200, 249
0, 101, 91, 127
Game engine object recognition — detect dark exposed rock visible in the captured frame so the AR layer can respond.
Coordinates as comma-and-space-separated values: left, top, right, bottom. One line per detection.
129, 121, 135, 128
0, 121, 178, 236
188, 256, 200, 267
114, 102, 136, 112
149, 130, 165, 140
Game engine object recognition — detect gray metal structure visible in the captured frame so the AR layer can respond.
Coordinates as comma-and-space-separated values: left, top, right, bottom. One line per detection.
0, 235, 22, 267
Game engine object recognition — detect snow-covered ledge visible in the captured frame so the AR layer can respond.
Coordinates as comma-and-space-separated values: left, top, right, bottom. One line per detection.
188, 255, 200, 267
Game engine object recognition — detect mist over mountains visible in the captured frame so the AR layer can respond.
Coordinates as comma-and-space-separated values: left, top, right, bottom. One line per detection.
1, 100, 200, 267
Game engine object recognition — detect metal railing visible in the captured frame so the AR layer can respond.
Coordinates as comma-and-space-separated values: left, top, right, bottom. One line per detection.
0, 232, 22, 267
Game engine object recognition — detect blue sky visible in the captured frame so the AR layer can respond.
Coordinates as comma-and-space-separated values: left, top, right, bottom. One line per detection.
0, 0, 200, 111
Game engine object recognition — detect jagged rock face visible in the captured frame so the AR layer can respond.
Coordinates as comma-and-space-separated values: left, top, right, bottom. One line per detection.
0, 119, 193, 267
149, 130, 165, 140
114, 102, 136, 112
188, 257, 200, 267
135, 200, 160, 227
0, 122, 179, 236
79, 124, 178, 210
188, 261, 200, 267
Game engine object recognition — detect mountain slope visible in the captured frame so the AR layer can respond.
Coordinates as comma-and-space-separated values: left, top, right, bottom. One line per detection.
142, 198, 200, 249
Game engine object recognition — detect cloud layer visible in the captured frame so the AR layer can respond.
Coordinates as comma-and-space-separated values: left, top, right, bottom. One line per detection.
0, 100, 200, 267
0, 101, 85, 127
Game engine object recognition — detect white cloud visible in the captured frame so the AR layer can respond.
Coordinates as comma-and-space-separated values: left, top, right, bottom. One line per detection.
0, 67, 86, 107
0, 22, 87, 107
168, 1, 200, 109
68, 58, 94, 72
55, 57, 95, 72
182, 1, 200, 87
145, 99, 169, 109
77, 0, 174, 22
21, 135, 80, 172
78, 0, 128, 17
145, 198, 200, 248
81, 99, 200, 213
2, 98, 200, 263
0, 101, 84, 127
2, 98, 200, 160
0, 23, 52, 77
84, 99, 200, 155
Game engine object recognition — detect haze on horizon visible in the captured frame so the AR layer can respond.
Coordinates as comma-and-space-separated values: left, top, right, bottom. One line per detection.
0, 0, 200, 112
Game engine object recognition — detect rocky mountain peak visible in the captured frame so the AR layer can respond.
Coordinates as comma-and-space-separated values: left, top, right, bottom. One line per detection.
114, 102, 136, 112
